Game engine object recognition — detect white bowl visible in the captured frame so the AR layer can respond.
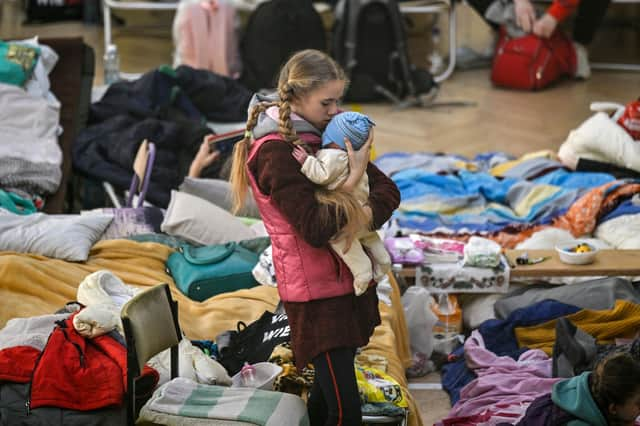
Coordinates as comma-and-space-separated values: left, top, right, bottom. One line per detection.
231, 362, 282, 390
555, 241, 598, 265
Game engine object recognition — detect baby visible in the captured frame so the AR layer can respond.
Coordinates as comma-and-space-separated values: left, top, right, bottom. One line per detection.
293, 111, 391, 295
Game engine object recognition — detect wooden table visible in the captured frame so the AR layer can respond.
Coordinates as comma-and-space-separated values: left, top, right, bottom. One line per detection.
399, 250, 640, 278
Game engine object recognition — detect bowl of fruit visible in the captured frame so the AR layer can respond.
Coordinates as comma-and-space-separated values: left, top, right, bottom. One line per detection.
555, 241, 598, 265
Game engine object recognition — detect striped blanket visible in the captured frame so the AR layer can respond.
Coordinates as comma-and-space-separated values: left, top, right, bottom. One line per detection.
139, 378, 309, 426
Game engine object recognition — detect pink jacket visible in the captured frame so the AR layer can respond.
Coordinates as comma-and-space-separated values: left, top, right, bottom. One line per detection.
173, 0, 241, 78
247, 134, 356, 302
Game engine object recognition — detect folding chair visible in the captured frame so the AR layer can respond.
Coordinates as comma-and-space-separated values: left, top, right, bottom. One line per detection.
102, 0, 178, 67
363, 409, 410, 426
103, 139, 156, 208
399, 0, 457, 83
121, 283, 180, 426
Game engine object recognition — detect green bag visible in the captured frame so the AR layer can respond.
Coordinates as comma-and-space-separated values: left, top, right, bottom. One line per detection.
166, 242, 260, 302
0, 41, 39, 87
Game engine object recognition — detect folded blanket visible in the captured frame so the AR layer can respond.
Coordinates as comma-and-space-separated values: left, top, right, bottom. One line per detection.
140, 377, 309, 426
0, 157, 61, 196
515, 300, 640, 355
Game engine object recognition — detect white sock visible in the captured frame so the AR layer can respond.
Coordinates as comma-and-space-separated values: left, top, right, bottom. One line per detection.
573, 42, 591, 79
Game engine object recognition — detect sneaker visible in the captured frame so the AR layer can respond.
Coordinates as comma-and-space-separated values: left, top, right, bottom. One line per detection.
573, 42, 591, 79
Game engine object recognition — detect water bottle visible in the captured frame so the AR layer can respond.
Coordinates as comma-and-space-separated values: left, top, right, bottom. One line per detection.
103, 44, 120, 85
428, 26, 444, 75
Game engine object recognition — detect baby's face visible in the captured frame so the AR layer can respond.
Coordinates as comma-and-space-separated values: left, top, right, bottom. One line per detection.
325, 142, 344, 150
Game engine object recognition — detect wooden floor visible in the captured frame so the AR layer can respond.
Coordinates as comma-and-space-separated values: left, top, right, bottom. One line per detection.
2, 1, 640, 424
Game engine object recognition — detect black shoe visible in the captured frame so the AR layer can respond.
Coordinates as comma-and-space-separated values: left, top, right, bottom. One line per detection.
552, 317, 596, 378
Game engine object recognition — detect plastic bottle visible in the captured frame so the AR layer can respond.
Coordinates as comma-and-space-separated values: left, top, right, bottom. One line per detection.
240, 362, 257, 387
431, 294, 462, 354
103, 44, 120, 85
392, 263, 409, 295
428, 25, 444, 75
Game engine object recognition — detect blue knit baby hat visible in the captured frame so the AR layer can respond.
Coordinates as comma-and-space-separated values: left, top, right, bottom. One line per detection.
322, 111, 375, 150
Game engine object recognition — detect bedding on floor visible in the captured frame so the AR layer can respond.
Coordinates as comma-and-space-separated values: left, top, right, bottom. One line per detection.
0, 239, 422, 426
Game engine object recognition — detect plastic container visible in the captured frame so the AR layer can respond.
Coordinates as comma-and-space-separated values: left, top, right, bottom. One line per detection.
431, 294, 462, 338
231, 362, 283, 390
431, 294, 462, 354
430, 294, 463, 354
555, 240, 598, 265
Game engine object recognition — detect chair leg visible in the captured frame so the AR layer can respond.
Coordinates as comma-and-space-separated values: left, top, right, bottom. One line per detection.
434, 0, 457, 83
103, 0, 112, 53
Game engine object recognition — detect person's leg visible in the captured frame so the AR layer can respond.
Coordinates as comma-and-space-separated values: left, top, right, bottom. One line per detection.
330, 239, 372, 296
358, 231, 391, 281
569, 0, 610, 79
307, 374, 329, 426
310, 347, 361, 426
572, 0, 611, 46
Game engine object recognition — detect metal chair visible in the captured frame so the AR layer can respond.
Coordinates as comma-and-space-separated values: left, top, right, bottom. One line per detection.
103, 139, 156, 208
121, 283, 180, 426
399, 0, 457, 83
102, 0, 178, 59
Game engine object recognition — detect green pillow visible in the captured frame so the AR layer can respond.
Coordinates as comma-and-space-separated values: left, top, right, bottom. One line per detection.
0, 41, 40, 87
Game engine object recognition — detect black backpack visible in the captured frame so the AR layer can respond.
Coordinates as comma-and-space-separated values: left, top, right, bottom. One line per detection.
240, 0, 327, 92
332, 0, 435, 103
23, 0, 83, 23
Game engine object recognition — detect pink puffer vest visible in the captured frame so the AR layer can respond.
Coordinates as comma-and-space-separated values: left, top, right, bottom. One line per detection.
247, 133, 355, 302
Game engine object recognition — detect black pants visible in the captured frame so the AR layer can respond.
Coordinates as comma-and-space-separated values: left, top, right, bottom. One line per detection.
465, 0, 611, 45
308, 347, 362, 426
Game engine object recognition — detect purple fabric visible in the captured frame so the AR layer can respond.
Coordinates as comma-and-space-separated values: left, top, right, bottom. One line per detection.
442, 300, 580, 405
515, 393, 577, 426
444, 330, 562, 420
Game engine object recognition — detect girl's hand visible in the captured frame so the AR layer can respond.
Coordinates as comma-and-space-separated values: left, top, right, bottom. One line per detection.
292, 145, 309, 165
343, 129, 374, 191
188, 135, 220, 177
533, 13, 557, 38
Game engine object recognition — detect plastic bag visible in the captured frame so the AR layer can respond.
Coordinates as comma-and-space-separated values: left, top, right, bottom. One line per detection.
617, 97, 640, 140
463, 236, 502, 268
355, 365, 409, 408
401, 286, 437, 358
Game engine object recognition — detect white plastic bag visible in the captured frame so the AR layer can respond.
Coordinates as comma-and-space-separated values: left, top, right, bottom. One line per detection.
463, 236, 502, 268
401, 286, 438, 358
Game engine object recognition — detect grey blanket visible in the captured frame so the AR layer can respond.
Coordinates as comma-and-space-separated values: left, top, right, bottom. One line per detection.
495, 277, 640, 319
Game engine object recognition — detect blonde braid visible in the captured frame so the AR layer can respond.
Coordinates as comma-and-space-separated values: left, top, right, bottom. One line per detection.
229, 101, 277, 214
278, 83, 303, 146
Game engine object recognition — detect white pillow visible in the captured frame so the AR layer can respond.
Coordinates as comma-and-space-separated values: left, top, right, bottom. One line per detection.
0, 212, 113, 261
161, 191, 255, 246
558, 112, 640, 170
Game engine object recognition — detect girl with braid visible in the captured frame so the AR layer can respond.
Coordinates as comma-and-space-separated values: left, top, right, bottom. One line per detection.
229, 49, 400, 426
517, 352, 640, 426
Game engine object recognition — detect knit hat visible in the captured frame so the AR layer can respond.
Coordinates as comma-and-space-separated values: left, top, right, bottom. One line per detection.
322, 111, 375, 150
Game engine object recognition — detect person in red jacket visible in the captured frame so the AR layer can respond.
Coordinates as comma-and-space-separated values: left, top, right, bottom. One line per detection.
229, 49, 400, 425
466, 0, 611, 79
